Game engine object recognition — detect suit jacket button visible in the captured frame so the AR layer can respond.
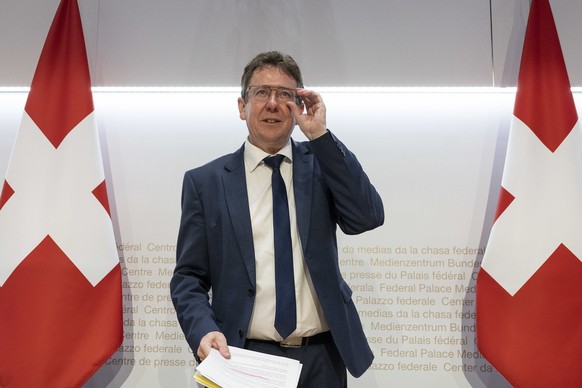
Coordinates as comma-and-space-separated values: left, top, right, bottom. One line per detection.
247, 289, 255, 297
239, 330, 244, 338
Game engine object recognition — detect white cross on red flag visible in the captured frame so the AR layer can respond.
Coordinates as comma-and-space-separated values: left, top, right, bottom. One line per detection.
477, 0, 582, 386
0, 0, 122, 386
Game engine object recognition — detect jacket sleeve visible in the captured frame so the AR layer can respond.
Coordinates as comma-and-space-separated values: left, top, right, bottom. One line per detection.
170, 171, 220, 353
308, 130, 385, 235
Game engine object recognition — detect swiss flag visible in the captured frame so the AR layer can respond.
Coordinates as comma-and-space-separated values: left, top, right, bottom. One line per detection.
0, 0, 122, 386
476, 0, 582, 386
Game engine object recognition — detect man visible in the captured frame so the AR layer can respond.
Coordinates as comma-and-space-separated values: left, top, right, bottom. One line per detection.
170, 51, 384, 387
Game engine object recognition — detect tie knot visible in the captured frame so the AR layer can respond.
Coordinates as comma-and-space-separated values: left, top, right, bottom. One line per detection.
264, 154, 285, 170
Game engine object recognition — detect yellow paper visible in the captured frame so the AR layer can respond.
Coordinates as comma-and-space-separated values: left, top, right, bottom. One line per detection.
194, 371, 222, 388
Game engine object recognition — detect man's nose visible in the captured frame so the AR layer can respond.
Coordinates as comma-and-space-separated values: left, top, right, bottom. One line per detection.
265, 91, 279, 111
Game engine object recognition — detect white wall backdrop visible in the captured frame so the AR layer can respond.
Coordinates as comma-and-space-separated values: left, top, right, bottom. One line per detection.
3, 0, 582, 386
1, 0, 582, 87
3, 88, 565, 387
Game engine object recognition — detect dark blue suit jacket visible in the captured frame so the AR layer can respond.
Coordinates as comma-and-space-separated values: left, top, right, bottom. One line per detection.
170, 131, 384, 377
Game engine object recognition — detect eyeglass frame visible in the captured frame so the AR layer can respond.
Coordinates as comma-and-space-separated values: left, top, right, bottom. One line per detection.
244, 85, 303, 105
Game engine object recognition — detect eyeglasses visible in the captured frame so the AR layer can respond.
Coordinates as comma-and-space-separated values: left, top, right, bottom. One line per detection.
246, 85, 297, 103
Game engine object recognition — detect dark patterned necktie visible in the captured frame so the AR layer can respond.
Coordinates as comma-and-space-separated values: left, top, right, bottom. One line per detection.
263, 155, 296, 339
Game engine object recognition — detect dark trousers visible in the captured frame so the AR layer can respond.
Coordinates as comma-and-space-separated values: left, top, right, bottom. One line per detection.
244, 338, 347, 388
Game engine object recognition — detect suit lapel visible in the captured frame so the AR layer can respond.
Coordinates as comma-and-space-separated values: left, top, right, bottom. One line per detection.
221, 141, 314, 287
222, 145, 256, 287
292, 141, 314, 251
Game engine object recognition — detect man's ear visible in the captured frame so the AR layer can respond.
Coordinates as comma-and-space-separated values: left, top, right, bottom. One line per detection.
237, 97, 247, 120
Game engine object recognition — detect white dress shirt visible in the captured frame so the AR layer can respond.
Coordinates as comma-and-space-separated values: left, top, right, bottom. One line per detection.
243, 139, 328, 341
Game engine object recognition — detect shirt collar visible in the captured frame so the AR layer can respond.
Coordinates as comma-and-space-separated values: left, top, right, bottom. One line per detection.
244, 139, 293, 173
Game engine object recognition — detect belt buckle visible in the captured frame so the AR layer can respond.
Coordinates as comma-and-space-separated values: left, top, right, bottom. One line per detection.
279, 337, 302, 348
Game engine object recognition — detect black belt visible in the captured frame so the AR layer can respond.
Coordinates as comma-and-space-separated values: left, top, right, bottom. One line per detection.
245, 331, 332, 348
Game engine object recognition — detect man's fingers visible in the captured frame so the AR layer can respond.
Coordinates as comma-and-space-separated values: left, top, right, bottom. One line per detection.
287, 101, 304, 122
197, 331, 231, 361
197, 340, 211, 360
215, 335, 231, 359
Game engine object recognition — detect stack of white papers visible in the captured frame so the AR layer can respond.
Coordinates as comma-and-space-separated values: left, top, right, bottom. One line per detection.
194, 346, 302, 388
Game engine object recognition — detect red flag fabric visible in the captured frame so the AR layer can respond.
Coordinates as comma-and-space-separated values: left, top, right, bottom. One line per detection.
0, 1, 122, 386
476, 0, 582, 386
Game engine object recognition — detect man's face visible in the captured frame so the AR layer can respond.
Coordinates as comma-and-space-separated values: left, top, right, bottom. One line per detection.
238, 66, 299, 154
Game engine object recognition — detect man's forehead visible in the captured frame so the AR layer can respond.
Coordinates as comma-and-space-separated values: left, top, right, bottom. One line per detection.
250, 66, 297, 86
